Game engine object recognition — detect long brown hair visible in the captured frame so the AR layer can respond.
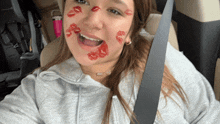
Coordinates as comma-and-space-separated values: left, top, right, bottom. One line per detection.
40, 0, 188, 123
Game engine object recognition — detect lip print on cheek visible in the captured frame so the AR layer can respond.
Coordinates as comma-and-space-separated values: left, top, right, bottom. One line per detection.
73, 6, 82, 13
67, 10, 76, 17
67, 6, 82, 17
70, 23, 81, 34
91, 6, 100, 12
116, 31, 126, 44
87, 41, 109, 60
66, 28, 72, 37
66, 23, 81, 37
124, 9, 133, 16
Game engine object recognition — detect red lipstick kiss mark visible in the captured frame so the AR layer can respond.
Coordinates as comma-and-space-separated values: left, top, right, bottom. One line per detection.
73, 6, 82, 13
91, 6, 100, 12
67, 10, 76, 17
70, 23, 77, 29
88, 52, 99, 60
66, 23, 81, 37
74, 27, 81, 34
67, 6, 82, 18
125, 9, 132, 16
87, 41, 109, 60
66, 28, 72, 37
69, 23, 81, 34
98, 42, 108, 58
116, 31, 125, 44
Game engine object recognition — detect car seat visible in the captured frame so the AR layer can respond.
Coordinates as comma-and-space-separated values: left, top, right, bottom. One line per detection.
156, 0, 220, 100
0, 0, 42, 98
174, 0, 220, 100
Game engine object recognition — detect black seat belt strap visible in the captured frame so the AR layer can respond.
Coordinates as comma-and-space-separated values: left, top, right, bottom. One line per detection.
1, 24, 23, 55
133, 0, 174, 123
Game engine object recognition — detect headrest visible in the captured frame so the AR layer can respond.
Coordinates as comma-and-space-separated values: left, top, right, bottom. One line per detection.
0, 0, 41, 33
57, 0, 64, 14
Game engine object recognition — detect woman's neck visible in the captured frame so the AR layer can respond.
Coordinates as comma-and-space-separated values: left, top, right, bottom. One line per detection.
80, 60, 117, 85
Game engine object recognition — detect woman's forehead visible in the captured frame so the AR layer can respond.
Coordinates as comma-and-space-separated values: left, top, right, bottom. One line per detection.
65, 0, 134, 7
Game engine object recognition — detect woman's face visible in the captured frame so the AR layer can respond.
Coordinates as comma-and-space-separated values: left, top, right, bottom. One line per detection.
64, 0, 134, 66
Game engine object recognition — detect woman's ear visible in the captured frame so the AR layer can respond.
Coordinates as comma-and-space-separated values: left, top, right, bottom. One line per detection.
124, 30, 132, 44
125, 36, 132, 45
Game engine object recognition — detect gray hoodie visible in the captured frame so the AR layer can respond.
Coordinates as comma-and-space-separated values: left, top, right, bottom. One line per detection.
0, 41, 220, 124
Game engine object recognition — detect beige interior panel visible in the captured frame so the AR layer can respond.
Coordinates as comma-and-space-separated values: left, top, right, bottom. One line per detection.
214, 59, 220, 101
33, 0, 58, 10
175, 0, 220, 22
146, 14, 179, 50
40, 38, 60, 67
57, 0, 64, 14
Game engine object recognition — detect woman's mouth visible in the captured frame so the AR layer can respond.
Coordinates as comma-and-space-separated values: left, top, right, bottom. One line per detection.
77, 33, 104, 52
79, 33, 103, 47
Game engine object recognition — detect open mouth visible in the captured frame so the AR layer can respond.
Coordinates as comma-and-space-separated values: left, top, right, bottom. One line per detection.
79, 33, 103, 47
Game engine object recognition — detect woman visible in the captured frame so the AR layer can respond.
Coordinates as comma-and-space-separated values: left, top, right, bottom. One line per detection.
0, 0, 220, 123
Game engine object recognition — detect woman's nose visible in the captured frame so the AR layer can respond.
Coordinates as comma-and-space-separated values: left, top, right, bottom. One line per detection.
82, 8, 104, 31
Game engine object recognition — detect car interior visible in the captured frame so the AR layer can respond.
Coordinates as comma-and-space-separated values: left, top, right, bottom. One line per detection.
0, 0, 220, 104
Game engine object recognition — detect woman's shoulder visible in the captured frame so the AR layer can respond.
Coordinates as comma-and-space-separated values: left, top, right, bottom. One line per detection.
165, 42, 200, 87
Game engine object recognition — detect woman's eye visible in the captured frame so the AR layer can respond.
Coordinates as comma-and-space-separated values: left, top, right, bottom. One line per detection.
108, 9, 122, 16
75, 0, 89, 5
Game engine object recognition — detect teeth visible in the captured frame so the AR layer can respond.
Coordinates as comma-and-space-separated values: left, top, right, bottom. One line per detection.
80, 33, 101, 42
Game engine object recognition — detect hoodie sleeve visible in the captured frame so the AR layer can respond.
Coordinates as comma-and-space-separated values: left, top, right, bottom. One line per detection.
163, 42, 220, 124
0, 71, 44, 124
183, 70, 220, 123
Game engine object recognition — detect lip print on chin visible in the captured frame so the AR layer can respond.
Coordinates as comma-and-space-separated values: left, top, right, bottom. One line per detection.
116, 31, 126, 44
66, 23, 81, 37
88, 41, 109, 60
91, 6, 101, 12
67, 6, 82, 17
88, 52, 99, 60
124, 9, 132, 16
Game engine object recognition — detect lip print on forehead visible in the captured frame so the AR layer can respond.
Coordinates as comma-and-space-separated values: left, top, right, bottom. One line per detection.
91, 6, 101, 12
124, 9, 132, 16
116, 31, 125, 44
88, 41, 109, 60
66, 23, 81, 37
67, 6, 82, 17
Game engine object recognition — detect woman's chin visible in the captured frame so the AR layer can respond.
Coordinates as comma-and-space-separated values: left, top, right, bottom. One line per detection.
74, 56, 99, 66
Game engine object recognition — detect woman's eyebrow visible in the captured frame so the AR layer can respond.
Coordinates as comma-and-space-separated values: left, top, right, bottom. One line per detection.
112, 0, 128, 7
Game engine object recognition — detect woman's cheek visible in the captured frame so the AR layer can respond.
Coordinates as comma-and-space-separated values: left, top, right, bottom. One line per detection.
65, 6, 82, 37
67, 6, 82, 17
66, 23, 81, 37
116, 31, 126, 44
124, 9, 133, 16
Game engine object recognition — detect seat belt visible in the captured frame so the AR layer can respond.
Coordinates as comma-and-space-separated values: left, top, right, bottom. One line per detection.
133, 0, 174, 123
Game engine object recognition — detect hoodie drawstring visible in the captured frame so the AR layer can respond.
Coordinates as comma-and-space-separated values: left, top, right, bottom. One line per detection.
76, 85, 82, 124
